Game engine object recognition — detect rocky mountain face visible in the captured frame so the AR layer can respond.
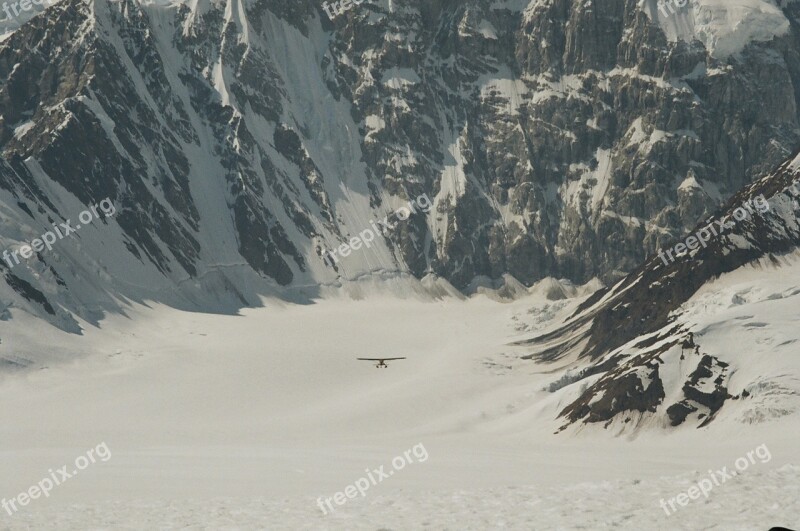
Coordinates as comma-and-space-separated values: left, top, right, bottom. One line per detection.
1, 0, 800, 326
518, 151, 800, 431
329, 0, 800, 285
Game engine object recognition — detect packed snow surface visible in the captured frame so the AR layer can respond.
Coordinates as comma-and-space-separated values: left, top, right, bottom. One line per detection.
0, 273, 798, 529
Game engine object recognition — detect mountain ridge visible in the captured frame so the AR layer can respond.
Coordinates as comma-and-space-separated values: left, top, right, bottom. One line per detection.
1, 0, 800, 329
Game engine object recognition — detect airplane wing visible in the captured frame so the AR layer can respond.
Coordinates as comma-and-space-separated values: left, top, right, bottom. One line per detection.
381, 357, 406, 360
357, 358, 382, 361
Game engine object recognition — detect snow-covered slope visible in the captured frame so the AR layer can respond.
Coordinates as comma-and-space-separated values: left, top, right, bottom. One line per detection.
517, 148, 800, 432
0, 1, 798, 528
643, 0, 790, 58
0, 275, 797, 529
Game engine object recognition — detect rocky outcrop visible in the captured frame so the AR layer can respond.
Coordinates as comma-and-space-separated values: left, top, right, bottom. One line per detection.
666, 354, 731, 427
559, 356, 666, 428
529, 151, 800, 431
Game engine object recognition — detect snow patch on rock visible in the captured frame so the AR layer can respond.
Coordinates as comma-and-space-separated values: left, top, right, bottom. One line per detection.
643, 0, 790, 59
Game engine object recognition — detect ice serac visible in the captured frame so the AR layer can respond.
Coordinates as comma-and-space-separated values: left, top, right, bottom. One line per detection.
518, 151, 800, 432
2, 0, 800, 326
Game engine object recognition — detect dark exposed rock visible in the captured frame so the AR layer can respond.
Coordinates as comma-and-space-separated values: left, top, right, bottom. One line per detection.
560, 358, 666, 426
667, 354, 731, 427
3, 270, 55, 315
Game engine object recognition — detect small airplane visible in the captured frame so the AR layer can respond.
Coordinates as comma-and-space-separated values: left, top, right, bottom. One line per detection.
357, 357, 406, 368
